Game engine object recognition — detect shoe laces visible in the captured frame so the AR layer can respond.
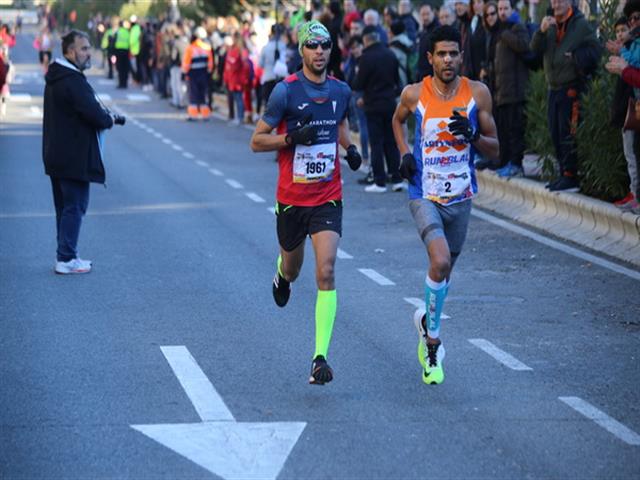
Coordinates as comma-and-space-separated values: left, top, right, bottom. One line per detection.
426, 343, 440, 368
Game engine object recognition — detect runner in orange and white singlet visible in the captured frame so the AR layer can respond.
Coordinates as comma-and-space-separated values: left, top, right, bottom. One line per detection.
392, 25, 499, 385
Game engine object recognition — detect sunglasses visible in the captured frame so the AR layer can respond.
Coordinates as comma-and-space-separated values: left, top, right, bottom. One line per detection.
304, 40, 332, 50
485, 11, 497, 17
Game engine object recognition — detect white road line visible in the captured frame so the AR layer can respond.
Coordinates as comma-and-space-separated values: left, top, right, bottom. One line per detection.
97, 93, 112, 102
208, 168, 223, 176
358, 269, 395, 286
471, 209, 640, 281
246, 192, 265, 203
195, 160, 209, 168
97, 79, 115, 85
160, 346, 234, 422
172, 144, 183, 151
183, 152, 195, 159
9, 93, 31, 102
162, 138, 172, 144
337, 248, 353, 259
127, 93, 151, 102
402, 298, 451, 319
153, 132, 163, 139
468, 338, 533, 371
29, 106, 42, 117
267, 207, 276, 214
559, 396, 640, 446
225, 179, 243, 189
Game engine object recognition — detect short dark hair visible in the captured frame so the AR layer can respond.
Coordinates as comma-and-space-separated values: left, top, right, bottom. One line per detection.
348, 35, 363, 48
624, 0, 640, 17
615, 16, 629, 28
390, 19, 406, 35
61, 30, 89, 55
429, 25, 461, 53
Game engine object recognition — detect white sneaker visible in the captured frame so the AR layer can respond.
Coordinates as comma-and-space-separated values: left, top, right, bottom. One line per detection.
391, 181, 406, 192
55, 258, 92, 274
364, 184, 387, 193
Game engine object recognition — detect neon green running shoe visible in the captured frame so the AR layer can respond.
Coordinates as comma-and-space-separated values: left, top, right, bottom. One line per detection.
413, 308, 445, 385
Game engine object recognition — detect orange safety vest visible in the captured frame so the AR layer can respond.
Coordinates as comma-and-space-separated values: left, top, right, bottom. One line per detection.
182, 39, 214, 74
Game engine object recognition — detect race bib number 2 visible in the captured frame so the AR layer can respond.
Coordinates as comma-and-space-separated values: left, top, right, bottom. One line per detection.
293, 143, 336, 184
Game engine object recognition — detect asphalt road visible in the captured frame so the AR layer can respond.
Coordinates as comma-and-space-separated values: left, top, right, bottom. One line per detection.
1, 29, 639, 479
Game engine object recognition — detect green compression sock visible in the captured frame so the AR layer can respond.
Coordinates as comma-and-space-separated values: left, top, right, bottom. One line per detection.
314, 289, 337, 359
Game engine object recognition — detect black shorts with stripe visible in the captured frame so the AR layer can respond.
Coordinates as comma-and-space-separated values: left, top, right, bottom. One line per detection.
276, 200, 342, 252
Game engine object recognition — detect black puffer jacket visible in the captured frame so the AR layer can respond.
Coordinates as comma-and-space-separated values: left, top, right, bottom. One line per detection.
43, 59, 113, 182
351, 42, 400, 114
494, 19, 530, 106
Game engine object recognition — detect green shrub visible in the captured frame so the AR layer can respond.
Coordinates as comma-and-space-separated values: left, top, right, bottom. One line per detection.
524, 69, 556, 179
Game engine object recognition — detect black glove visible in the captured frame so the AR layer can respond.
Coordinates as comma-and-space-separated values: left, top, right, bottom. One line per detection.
399, 153, 417, 185
448, 111, 479, 142
113, 114, 126, 126
285, 114, 317, 146
345, 144, 362, 171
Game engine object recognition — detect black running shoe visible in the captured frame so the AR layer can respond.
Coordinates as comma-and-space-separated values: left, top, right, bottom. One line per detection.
272, 271, 291, 307
309, 355, 333, 385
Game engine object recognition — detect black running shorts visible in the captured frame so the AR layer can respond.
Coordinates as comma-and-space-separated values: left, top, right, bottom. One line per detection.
276, 200, 342, 252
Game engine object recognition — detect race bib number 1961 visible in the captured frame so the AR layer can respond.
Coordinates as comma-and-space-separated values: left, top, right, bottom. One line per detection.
293, 143, 336, 184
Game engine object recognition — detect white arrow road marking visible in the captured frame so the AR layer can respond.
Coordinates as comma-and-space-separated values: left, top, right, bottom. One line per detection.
402, 298, 451, 319
225, 179, 243, 189
358, 268, 395, 286
131, 346, 307, 480
468, 338, 532, 371
337, 249, 353, 259
559, 396, 640, 446
246, 192, 265, 203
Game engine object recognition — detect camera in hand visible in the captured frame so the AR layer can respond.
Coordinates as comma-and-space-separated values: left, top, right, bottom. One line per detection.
113, 114, 126, 126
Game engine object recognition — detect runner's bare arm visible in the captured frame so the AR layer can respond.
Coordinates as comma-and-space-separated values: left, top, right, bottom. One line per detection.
392, 84, 420, 156
338, 118, 352, 150
250, 119, 288, 152
469, 81, 499, 160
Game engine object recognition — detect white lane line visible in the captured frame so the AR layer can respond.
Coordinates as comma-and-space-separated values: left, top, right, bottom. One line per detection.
225, 179, 243, 189
162, 138, 172, 144
183, 152, 195, 159
9, 93, 32, 102
402, 298, 451, 319
127, 93, 151, 102
337, 248, 353, 259
358, 269, 395, 286
471, 209, 640, 282
559, 396, 640, 446
97, 79, 115, 85
160, 346, 234, 422
246, 192, 265, 203
97, 93, 112, 102
468, 338, 533, 371
208, 168, 223, 176
267, 207, 276, 214
195, 160, 209, 168
29, 106, 42, 117
172, 144, 183, 151
153, 132, 163, 139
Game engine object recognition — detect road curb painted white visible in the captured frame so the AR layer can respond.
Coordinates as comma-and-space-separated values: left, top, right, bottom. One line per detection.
474, 172, 640, 268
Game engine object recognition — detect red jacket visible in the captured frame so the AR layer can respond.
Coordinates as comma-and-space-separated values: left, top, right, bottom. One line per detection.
622, 66, 640, 89
223, 46, 249, 92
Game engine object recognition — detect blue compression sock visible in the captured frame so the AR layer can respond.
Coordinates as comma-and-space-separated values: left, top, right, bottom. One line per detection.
425, 275, 447, 339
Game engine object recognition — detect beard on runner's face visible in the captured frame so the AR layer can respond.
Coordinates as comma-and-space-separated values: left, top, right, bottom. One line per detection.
303, 49, 328, 75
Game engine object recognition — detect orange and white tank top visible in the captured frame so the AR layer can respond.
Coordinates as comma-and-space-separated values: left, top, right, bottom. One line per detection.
408, 76, 478, 205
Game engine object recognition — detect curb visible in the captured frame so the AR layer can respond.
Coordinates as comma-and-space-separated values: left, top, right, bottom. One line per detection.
474, 171, 640, 268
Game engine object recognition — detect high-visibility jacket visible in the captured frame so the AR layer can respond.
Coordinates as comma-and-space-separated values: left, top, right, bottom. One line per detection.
114, 27, 130, 50
101, 28, 114, 50
129, 24, 141, 56
181, 39, 214, 74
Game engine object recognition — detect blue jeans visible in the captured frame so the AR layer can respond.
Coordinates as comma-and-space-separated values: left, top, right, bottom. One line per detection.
50, 177, 89, 262
353, 94, 369, 160
232, 91, 244, 121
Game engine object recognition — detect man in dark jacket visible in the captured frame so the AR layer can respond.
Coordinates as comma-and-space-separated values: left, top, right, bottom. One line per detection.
43, 30, 119, 274
531, 0, 600, 192
352, 25, 403, 192
494, 0, 530, 176
416, 3, 439, 80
